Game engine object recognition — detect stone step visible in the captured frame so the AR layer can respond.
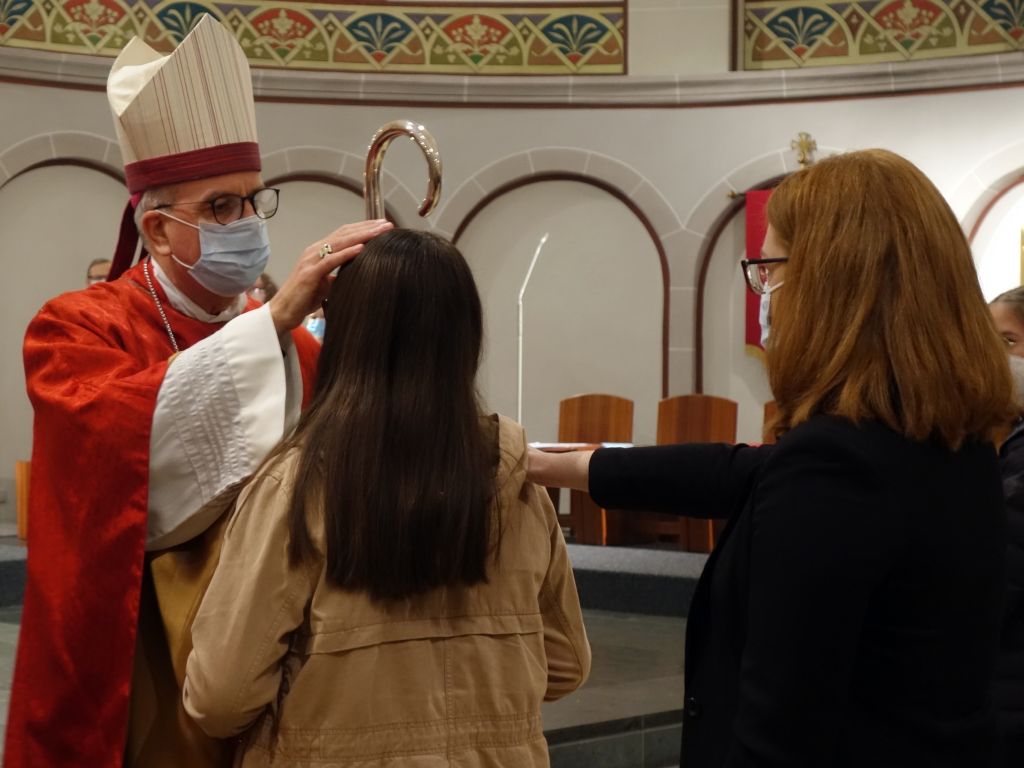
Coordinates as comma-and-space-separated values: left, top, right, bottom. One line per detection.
547, 709, 682, 768
0, 539, 708, 615
568, 543, 706, 618
0, 539, 25, 608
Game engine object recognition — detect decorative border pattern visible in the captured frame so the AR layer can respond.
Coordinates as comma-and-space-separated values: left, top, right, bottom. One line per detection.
742, 0, 1024, 69
0, 0, 625, 75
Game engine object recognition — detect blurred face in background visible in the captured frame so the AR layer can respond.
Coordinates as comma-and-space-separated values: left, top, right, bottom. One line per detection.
87, 260, 111, 287
248, 276, 269, 303
990, 301, 1024, 358
247, 272, 277, 304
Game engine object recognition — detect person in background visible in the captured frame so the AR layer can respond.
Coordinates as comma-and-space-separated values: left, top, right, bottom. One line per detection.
184, 229, 590, 765
246, 271, 278, 304
991, 287, 1024, 358
991, 303, 1024, 767
530, 149, 1014, 767
249, 273, 323, 342
86, 257, 112, 286
302, 306, 325, 342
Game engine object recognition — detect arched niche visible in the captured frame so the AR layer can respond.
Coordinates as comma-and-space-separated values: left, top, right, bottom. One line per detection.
454, 176, 666, 447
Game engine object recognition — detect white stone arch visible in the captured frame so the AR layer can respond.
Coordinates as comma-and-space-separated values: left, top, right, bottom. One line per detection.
950, 140, 1024, 243
434, 145, 683, 270
260, 146, 423, 225
0, 131, 123, 189
0, 135, 418, 214
0, 136, 430, 230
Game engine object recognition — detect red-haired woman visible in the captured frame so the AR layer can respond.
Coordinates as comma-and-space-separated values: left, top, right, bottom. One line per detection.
533, 149, 1014, 767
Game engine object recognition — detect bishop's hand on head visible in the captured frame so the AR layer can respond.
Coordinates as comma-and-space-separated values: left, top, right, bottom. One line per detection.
268, 218, 393, 337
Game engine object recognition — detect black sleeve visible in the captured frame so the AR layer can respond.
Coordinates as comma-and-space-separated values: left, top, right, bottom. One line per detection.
723, 428, 899, 767
588, 442, 772, 520
1000, 433, 1024, 628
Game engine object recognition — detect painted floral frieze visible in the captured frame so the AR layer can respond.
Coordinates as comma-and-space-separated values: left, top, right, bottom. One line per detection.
0, 0, 625, 74
743, 0, 1024, 69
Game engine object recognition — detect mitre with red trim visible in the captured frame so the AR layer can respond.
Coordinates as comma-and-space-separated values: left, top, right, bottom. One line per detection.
106, 14, 261, 279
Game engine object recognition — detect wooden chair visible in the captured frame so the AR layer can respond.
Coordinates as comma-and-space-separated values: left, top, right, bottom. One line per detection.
15, 460, 30, 541
622, 395, 738, 552
556, 394, 634, 545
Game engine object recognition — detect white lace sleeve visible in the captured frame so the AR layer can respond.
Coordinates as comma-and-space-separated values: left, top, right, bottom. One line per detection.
146, 304, 303, 550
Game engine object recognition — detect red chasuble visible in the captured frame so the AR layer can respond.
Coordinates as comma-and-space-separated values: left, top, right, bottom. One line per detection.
4, 262, 319, 767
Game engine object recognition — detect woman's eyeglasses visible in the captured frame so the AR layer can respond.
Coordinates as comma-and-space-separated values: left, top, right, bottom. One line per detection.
741, 257, 788, 295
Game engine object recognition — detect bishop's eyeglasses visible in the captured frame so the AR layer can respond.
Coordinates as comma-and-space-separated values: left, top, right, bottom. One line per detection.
155, 187, 280, 226
741, 257, 788, 296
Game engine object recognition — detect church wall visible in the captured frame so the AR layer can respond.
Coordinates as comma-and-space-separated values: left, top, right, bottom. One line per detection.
456, 179, 664, 448
3, 76, 1024, 518
629, 0, 731, 75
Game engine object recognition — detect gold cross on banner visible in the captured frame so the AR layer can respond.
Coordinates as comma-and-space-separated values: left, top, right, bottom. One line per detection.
791, 132, 817, 168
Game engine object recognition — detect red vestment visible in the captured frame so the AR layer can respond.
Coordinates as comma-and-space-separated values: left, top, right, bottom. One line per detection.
4, 262, 319, 766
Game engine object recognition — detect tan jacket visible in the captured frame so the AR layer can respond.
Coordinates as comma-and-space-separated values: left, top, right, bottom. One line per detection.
183, 415, 591, 767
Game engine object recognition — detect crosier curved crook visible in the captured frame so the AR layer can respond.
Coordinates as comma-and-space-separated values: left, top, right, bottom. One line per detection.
363, 121, 442, 220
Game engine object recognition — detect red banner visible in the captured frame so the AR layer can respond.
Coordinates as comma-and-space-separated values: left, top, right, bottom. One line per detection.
744, 189, 773, 352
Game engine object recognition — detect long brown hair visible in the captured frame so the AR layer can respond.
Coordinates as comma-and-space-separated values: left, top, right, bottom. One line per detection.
280, 229, 497, 600
765, 149, 1014, 448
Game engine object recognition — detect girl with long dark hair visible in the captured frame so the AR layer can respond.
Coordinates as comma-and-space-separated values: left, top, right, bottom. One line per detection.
183, 229, 590, 766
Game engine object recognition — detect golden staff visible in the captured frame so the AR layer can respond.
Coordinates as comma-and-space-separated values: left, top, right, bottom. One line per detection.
363, 120, 442, 220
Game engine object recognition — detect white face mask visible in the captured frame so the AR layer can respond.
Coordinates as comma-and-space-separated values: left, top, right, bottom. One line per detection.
304, 314, 325, 342
759, 291, 771, 347
157, 211, 271, 297
1009, 354, 1024, 410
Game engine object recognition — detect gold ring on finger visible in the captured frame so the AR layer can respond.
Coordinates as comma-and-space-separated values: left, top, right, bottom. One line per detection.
318, 243, 332, 259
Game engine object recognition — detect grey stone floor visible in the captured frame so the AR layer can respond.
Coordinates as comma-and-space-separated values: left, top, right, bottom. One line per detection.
543, 609, 684, 732
0, 607, 683, 760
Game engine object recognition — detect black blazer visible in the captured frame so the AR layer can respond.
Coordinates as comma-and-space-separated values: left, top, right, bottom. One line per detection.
591, 415, 1006, 768
996, 420, 1024, 751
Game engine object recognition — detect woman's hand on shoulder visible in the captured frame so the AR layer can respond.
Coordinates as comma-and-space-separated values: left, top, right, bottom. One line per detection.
527, 448, 593, 492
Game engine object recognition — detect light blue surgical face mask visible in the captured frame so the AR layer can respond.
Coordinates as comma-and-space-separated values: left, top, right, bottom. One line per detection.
759, 291, 771, 347
304, 314, 325, 342
158, 211, 271, 298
